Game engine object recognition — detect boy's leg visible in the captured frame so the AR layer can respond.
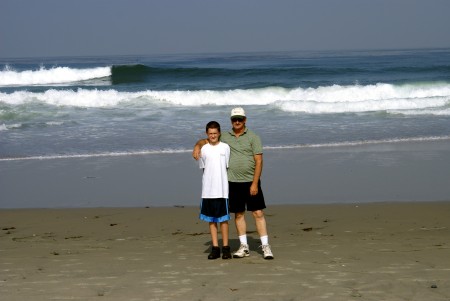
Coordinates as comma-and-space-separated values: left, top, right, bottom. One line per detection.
220, 221, 232, 259
209, 222, 219, 246
234, 212, 246, 237
208, 222, 221, 259
220, 221, 229, 246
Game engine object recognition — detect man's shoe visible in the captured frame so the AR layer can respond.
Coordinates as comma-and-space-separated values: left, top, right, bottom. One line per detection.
233, 243, 250, 258
261, 244, 274, 260
222, 246, 232, 259
208, 246, 220, 260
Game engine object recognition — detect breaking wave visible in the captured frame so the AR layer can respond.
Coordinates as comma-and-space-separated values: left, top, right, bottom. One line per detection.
1, 82, 449, 115
0, 66, 111, 86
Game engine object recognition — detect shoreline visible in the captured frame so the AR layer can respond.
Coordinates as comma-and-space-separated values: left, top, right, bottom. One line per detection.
1, 202, 450, 300
2, 135, 449, 163
1, 139, 450, 209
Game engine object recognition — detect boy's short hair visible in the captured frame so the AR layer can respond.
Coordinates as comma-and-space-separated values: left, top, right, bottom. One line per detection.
206, 121, 221, 132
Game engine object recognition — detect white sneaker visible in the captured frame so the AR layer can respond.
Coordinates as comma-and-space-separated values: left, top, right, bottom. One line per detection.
261, 244, 274, 260
233, 243, 250, 258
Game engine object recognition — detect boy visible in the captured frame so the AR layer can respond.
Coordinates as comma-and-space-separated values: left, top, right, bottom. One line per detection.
199, 121, 231, 259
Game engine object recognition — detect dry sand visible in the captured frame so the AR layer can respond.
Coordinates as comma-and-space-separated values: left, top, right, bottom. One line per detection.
1, 202, 449, 300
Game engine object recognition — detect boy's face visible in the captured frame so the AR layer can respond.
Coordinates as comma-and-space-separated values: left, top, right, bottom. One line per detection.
206, 128, 220, 145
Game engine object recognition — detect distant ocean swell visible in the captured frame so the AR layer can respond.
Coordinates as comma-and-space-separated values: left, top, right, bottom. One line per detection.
108, 64, 367, 85
111, 64, 450, 85
1, 83, 449, 114
0, 65, 365, 86
2, 63, 450, 87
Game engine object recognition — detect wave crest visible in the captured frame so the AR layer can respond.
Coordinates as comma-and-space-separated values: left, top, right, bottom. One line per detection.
0, 66, 111, 86
1, 82, 449, 114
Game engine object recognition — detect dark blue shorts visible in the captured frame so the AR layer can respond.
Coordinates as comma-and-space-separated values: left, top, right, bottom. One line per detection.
228, 181, 266, 213
199, 198, 230, 223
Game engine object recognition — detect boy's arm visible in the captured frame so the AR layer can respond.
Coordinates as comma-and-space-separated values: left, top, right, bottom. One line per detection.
192, 138, 208, 160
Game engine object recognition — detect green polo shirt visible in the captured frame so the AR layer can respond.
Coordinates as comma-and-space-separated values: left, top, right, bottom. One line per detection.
220, 127, 263, 182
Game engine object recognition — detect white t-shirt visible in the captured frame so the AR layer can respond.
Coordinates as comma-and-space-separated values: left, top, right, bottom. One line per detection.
199, 142, 230, 198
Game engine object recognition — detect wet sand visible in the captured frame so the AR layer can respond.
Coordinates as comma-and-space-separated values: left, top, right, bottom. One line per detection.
1, 139, 450, 208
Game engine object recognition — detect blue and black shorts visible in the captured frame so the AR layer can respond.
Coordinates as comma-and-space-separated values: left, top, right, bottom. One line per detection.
199, 198, 230, 223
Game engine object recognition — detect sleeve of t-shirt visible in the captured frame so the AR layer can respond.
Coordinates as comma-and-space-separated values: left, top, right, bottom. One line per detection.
252, 135, 263, 154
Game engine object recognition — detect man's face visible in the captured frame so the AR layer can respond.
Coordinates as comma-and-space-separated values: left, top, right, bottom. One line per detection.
206, 128, 220, 145
231, 116, 246, 131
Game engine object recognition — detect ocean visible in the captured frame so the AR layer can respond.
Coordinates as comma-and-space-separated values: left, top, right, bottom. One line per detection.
1, 48, 450, 161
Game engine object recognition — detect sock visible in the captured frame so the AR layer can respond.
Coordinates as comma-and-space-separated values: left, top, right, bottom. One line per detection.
260, 235, 269, 246
239, 235, 247, 245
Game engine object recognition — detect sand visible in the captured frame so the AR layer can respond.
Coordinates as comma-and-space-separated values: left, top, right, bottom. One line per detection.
1, 140, 450, 300
1, 202, 450, 301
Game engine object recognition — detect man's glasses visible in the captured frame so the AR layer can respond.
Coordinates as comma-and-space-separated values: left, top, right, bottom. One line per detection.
231, 117, 244, 122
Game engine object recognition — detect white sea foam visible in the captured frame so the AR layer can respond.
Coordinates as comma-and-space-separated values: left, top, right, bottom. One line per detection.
1, 83, 449, 114
0, 89, 131, 107
0, 123, 22, 131
264, 135, 450, 150
45, 121, 64, 126
0, 149, 190, 162
0, 66, 111, 86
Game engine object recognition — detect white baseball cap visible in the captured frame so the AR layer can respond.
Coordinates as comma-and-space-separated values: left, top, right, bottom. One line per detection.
230, 107, 246, 118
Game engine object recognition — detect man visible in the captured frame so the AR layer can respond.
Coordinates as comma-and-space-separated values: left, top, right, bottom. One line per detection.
193, 107, 274, 260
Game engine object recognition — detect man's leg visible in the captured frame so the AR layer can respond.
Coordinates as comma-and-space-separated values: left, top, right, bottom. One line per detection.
233, 212, 250, 258
252, 209, 267, 237
252, 209, 274, 259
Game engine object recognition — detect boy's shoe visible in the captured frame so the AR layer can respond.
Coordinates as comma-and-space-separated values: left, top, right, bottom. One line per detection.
233, 243, 250, 258
261, 244, 274, 260
208, 246, 221, 260
222, 246, 232, 259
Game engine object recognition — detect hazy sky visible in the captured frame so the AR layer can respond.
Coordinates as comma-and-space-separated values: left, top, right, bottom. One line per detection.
1, 0, 450, 58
